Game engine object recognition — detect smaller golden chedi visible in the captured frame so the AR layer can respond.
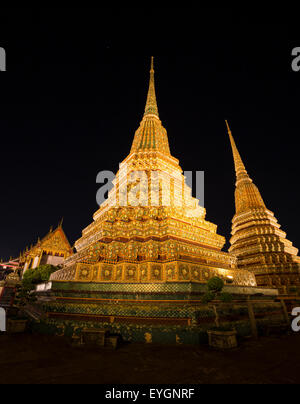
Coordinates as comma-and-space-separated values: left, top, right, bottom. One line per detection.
227, 121, 300, 293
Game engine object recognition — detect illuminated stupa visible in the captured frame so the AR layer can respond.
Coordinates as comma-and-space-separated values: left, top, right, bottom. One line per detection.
33, 59, 281, 344
51, 58, 255, 287
227, 121, 300, 292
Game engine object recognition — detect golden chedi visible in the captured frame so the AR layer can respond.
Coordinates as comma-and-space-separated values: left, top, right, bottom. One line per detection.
51, 59, 255, 287
227, 121, 300, 292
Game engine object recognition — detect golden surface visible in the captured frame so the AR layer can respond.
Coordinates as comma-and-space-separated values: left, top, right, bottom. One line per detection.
227, 121, 300, 291
52, 59, 255, 287
51, 261, 256, 287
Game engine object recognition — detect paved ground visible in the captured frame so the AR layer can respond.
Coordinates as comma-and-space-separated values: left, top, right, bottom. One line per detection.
0, 332, 300, 384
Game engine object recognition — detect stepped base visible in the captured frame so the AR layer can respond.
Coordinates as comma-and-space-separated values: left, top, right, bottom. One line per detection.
30, 281, 284, 344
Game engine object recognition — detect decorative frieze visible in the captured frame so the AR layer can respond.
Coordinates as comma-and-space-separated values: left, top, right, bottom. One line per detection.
50, 261, 256, 287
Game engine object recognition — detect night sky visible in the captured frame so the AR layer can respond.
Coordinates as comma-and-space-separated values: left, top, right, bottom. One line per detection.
1, 8, 299, 260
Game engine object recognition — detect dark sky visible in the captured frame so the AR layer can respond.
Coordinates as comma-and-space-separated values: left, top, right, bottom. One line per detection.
0, 8, 299, 260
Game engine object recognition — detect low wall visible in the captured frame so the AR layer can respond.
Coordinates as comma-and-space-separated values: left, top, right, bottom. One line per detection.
36, 281, 278, 302
30, 296, 287, 344
30, 281, 285, 344
224, 285, 278, 297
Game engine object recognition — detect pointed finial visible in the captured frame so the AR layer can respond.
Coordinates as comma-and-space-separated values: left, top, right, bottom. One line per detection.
59, 218, 64, 227
226, 120, 252, 185
225, 120, 231, 134
50, 226, 53, 233
144, 56, 159, 118
226, 120, 266, 212
151, 56, 154, 72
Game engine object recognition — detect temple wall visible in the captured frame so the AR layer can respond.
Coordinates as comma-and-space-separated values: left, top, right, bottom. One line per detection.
45, 256, 65, 267
32, 256, 40, 269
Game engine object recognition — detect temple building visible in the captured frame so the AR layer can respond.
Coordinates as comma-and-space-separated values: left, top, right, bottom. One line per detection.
51, 58, 255, 288
227, 121, 300, 293
19, 223, 73, 274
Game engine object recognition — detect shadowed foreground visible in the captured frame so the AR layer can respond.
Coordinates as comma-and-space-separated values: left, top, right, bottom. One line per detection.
0, 333, 300, 384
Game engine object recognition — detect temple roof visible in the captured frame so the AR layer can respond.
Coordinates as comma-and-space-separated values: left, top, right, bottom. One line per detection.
20, 223, 73, 258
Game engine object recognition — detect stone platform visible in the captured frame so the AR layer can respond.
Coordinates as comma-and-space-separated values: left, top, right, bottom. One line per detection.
29, 281, 285, 344
37, 281, 278, 301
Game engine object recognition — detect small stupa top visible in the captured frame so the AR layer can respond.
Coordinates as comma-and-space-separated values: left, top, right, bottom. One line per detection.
226, 120, 267, 213
226, 120, 253, 186
144, 56, 159, 118
130, 57, 171, 156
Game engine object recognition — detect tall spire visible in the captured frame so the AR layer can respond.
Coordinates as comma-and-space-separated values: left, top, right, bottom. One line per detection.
226, 120, 266, 213
130, 57, 171, 155
227, 121, 300, 291
144, 56, 159, 118
226, 120, 252, 185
